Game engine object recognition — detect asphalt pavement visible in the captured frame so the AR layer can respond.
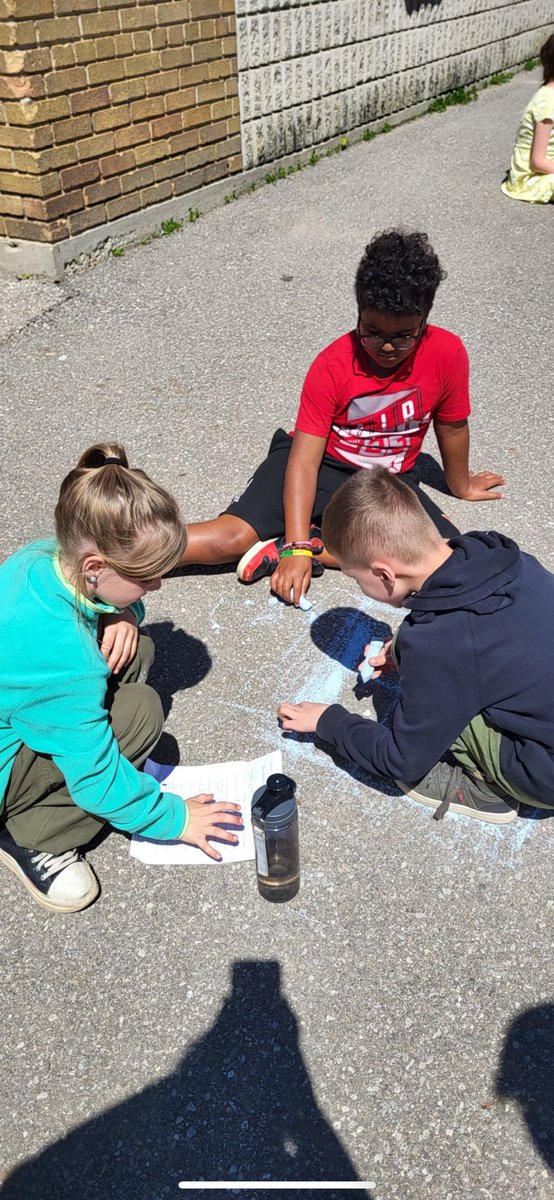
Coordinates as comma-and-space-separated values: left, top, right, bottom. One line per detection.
1, 69, 554, 1200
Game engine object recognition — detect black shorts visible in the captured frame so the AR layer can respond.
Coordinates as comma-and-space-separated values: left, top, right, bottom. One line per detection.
224, 428, 459, 540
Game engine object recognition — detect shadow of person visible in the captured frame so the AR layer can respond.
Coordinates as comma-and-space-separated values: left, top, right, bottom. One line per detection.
517, 804, 554, 823
146, 620, 212, 716
309, 605, 397, 716
292, 606, 401, 796
170, 562, 237, 578
3, 961, 372, 1200
310, 608, 391, 673
495, 1004, 554, 1169
413, 451, 450, 497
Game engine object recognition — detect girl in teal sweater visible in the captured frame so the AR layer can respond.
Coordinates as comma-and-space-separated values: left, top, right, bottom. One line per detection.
0, 443, 242, 913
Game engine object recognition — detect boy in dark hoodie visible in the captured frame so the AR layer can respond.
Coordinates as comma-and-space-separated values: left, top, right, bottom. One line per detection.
278, 467, 554, 824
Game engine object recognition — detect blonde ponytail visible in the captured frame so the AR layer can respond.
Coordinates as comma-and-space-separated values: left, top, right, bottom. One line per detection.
55, 442, 187, 581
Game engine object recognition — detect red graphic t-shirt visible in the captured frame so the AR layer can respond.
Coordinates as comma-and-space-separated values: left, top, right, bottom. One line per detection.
295, 326, 470, 474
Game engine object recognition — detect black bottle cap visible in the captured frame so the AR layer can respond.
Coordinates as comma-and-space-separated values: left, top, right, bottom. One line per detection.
267, 774, 292, 797
252, 774, 296, 829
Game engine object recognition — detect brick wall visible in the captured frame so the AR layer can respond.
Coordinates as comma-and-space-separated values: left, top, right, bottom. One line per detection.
0, 0, 241, 247
236, 0, 552, 169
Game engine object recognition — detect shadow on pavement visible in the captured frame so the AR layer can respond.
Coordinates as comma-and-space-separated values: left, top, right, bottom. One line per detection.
495, 1003, 554, 1169
309, 605, 397, 717
415, 451, 449, 496
310, 607, 391, 673
2, 960, 372, 1200
517, 804, 554, 823
302, 605, 400, 795
171, 562, 237, 578
147, 620, 212, 715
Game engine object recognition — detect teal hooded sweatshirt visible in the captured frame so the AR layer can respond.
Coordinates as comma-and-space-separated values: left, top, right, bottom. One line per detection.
0, 541, 187, 840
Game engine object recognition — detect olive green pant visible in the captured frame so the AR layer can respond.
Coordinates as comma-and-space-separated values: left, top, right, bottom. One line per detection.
391, 635, 546, 808
1, 634, 164, 855
449, 717, 553, 808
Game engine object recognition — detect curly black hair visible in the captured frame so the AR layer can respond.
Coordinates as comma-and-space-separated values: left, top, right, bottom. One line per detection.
355, 229, 446, 316
540, 32, 554, 84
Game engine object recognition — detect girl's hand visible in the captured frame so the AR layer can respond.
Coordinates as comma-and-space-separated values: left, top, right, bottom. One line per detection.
180, 793, 243, 862
99, 608, 139, 673
456, 470, 505, 501
358, 637, 394, 680
278, 701, 329, 733
271, 556, 312, 607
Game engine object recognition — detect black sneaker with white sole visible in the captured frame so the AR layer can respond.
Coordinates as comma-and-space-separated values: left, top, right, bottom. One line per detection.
0, 825, 99, 912
398, 759, 518, 825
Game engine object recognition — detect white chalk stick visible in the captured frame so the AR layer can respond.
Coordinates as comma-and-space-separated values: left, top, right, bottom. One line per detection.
359, 638, 384, 683
290, 587, 312, 611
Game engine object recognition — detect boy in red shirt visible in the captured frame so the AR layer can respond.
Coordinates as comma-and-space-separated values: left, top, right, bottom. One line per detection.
181, 229, 504, 605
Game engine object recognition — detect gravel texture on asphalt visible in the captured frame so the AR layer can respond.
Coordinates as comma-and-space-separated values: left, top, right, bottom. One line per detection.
1, 70, 553, 1200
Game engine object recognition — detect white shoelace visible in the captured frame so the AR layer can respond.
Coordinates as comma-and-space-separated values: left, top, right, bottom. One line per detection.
31, 848, 80, 880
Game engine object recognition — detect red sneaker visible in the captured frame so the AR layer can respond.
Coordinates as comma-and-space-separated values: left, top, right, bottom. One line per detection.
237, 530, 325, 584
309, 525, 324, 555
237, 538, 280, 583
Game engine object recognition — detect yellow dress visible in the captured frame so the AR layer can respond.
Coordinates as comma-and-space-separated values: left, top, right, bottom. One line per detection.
501, 85, 554, 203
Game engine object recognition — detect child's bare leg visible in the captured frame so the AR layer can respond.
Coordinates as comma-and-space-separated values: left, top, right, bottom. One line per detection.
181, 514, 259, 565
319, 548, 338, 569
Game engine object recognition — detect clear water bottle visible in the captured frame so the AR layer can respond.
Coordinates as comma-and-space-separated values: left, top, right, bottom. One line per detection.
251, 773, 300, 903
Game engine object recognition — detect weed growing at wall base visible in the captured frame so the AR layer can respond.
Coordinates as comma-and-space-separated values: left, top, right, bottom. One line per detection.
524, 57, 539, 70
160, 217, 183, 235
265, 165, 298, 182
482, 71, 514, 88
361, 122, 394, 141
427, 85, 478, 113
110, 212, 192, 259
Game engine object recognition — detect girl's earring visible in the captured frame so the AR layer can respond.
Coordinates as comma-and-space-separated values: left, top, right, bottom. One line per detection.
87, 575, 98, 586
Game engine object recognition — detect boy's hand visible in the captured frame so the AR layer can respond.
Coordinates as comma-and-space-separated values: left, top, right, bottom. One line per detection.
179, 794, 243, 862
455, 470, 505, 501
359, 637, 394, 680
434, 421, 505, 504
271, 556, 312, 607
278, 701, 329, 732
99, 608, 139, 673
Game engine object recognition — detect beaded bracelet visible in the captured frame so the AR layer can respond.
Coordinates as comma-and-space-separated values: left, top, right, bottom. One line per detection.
282, 539, 324, 556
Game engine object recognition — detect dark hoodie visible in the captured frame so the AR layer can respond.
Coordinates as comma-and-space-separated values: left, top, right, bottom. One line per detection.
317, 532, 554, 803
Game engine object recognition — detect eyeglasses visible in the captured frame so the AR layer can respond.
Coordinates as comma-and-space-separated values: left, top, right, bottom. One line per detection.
357, 319, 424, 351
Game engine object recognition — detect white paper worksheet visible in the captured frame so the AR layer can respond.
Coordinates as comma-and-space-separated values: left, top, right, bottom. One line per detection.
129, 750, 282, 866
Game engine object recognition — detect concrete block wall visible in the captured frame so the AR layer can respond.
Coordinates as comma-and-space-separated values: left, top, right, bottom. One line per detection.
236, 0, 552, 168
0, 0, 550, 275
0, 0, 241, 251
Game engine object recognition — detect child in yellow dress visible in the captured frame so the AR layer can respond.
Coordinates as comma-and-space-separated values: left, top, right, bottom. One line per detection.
501, 33, 554, 203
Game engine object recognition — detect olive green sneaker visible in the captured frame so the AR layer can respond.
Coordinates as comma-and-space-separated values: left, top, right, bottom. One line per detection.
398, 760, 519, 825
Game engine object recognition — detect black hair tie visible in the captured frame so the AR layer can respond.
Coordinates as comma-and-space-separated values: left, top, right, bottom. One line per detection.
102, 457, 124, 466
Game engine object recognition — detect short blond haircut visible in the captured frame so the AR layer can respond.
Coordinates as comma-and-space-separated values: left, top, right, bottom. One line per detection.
55, 442, 186, 582
322, 466, 443, 567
